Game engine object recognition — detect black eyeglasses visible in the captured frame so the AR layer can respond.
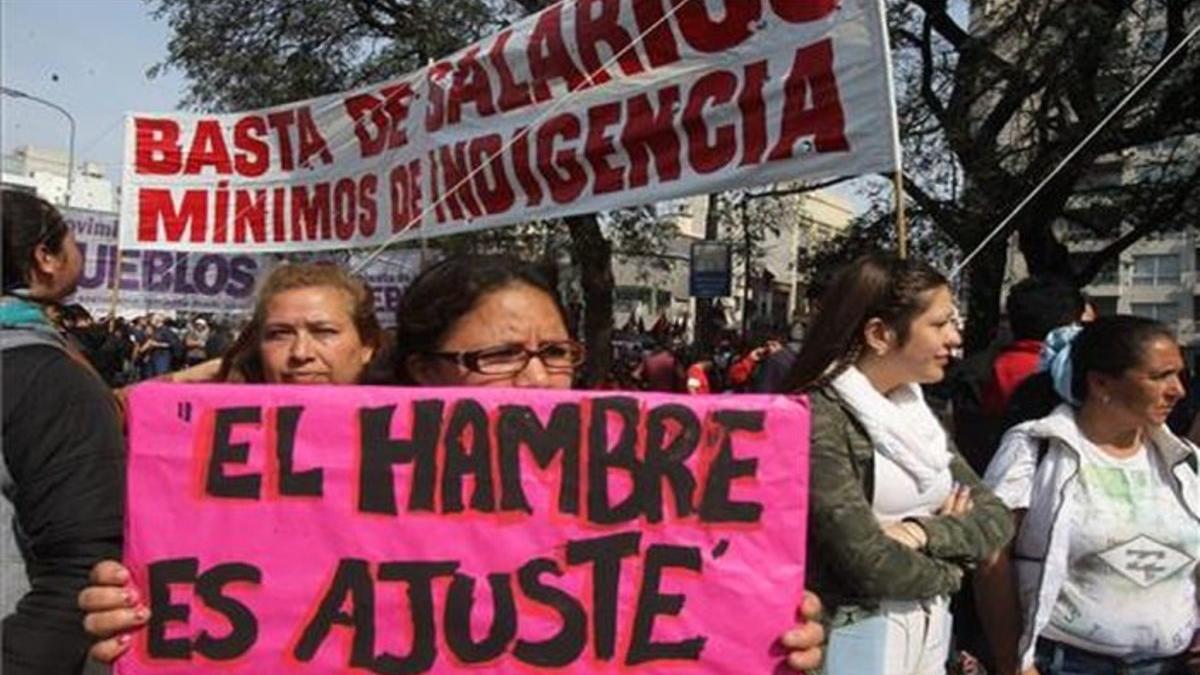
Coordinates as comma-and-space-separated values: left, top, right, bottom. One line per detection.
426, 340, 585, 376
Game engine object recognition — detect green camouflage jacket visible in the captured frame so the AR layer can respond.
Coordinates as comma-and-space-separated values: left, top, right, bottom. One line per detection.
805, 386, 1013, 615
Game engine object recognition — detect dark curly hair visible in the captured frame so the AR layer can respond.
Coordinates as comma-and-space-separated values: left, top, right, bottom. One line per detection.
392, 254, 567, 384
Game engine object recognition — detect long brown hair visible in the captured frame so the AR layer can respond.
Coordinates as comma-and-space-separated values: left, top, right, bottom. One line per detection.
218, 263, 382, 383
786, 253, 949, 392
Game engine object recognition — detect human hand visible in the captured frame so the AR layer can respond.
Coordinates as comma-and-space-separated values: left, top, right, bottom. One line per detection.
937, 484, 974, 517
882, 521, 928, 549
780, 591, 824, 671
78, 560, 149, 663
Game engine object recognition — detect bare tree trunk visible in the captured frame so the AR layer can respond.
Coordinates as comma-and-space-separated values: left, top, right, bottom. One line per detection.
963, 243, 1007, 354
566, 213, 613, 387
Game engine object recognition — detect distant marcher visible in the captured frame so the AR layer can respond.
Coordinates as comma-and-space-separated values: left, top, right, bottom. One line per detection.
135, 314, 173, 378
183, 318, 210, 366
685, 350, 717, 394
204, 319, 232, 360
62, 306, 125, 387
981, 278, 1085, 419
759, 335, 797, 393
634, 338, 685, 392
729, 336, 791, 392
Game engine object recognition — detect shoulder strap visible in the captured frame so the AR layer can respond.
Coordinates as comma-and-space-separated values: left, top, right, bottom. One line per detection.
0, 327, 66, 353
1036, 437, 1051, 467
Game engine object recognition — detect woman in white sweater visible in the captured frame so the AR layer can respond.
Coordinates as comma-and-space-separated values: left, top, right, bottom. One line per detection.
979, 315, 1199, 675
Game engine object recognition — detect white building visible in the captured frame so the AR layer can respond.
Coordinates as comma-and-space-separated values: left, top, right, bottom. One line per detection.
1073, 231, 1200, 359
609, 189, 855, 338
1, 145, 117, 212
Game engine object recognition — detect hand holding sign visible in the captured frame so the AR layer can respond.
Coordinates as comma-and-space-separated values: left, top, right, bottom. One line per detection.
105, 383, 811, 673
83, 569, 826, 671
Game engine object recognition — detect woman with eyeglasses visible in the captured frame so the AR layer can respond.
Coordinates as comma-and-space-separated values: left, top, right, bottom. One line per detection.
390, 254, 583, 390
391, 255, 824, 669
78, 253, 827, 671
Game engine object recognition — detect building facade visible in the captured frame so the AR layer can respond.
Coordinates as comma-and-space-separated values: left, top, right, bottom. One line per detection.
1, 145, 117, 212
608, 189, 855, 340
1075, 231, 1200, 361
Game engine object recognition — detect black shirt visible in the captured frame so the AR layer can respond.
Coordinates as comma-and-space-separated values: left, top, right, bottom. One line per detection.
3, 344, 124, 674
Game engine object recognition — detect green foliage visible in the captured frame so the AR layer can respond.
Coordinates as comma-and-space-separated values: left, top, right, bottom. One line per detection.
147, 0, 517, 112
839, 0, 1200, 350
887, 0, 1199, 278
796, 184, 959, 295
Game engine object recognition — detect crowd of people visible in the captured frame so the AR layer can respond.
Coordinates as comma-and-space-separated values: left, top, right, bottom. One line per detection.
3, 188, 1198, 675
46, 307, 236, 388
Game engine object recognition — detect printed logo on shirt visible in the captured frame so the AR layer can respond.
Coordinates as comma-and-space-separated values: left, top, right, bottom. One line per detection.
1097, 535, 1196, 588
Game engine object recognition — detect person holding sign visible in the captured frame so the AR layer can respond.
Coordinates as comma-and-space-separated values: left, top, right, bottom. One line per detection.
388, 255, 583, 390
79, 253, 827, 671
214, 262, 383, 385
2, 191, 125, 674
786, 253, 1012, 674
77, 260, 384, 660
978, 317, 1198, 675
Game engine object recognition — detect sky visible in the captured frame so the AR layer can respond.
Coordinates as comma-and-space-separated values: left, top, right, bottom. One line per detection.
1, 0, 186, 182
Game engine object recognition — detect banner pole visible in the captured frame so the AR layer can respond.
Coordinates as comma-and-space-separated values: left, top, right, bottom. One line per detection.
106, 241, 122, 326
894, 170, 907, 260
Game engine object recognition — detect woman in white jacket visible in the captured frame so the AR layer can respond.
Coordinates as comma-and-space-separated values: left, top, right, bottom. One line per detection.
978, 315, 1199, 675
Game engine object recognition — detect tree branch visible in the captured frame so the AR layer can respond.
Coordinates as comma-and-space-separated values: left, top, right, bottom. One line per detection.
744, 176, 858, 201
917, 14, 948, 123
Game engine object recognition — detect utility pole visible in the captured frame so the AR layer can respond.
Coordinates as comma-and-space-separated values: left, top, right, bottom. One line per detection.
694, 193, 723, 351
1, 87, 75, 205
740, 195, 751, 337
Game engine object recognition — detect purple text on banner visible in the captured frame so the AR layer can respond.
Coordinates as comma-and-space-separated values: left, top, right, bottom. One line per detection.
119, 383, 810, 673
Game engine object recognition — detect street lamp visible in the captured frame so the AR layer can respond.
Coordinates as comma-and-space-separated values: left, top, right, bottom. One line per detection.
1, 86, 76, 206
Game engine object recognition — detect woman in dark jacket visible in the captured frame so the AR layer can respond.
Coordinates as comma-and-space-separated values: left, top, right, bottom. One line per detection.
1, 190, 125, 674
787, 253, 1012, 674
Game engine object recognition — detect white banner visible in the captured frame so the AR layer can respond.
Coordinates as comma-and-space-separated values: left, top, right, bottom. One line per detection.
120, 0, 898, 253
68, 207, 421, 323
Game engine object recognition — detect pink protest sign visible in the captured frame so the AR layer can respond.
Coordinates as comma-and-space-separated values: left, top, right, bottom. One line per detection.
120, 383, 809, 673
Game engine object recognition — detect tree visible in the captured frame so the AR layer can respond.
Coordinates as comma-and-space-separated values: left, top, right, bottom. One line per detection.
148, 0, 638, 384
883, 0, 1199, 350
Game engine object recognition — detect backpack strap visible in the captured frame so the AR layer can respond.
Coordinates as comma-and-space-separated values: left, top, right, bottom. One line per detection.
0, 326, 67, 354
1, 326, 123, 419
